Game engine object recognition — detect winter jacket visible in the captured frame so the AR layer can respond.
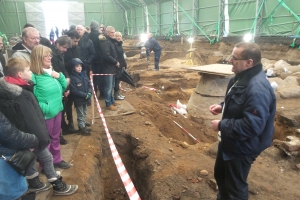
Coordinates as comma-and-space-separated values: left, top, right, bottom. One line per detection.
32, 72, 67, 119
0, 50, 5, 77
145, 37, 162, 53
78, 34, 96, 65
88, 30, 102, 64
0, 77, 51, 150
11, 44, 31, 62
218, 63, 276, 160
70, 71, 92, 107
50, 45, 69, 78
99, 34, 118, 74
12, 37, 51, 50
115, 40, 127, 69
64, 46, 81, 75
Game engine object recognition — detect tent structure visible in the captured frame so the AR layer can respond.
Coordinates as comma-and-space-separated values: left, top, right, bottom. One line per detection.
0, 0, 299, 46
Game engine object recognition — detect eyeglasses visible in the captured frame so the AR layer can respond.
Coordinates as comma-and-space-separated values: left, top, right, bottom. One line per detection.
44, 55, 53, 58
229, 55, 248, 61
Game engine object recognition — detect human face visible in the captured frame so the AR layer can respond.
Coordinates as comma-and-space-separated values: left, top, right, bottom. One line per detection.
74, 64, 82, 73
20, 66, 32, 81
229, 47, 252, 74
42, 54, 52, 69
23, 30, 40, 50
56, 43, 69, 54
107, 29, 115, 39
76, 26, 85, 37
71, 38, 80, 47
115, 34, 122, 42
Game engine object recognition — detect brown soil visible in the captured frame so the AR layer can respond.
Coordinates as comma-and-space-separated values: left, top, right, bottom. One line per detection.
52, 39, 300, 200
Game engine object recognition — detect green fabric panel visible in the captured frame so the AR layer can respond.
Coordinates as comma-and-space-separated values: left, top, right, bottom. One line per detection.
177, 0, 193, 35
148, 5, 159, 34
160, 1, 173, 36
228, 0, 256, 35
198, 0, 219, 36
0, 2, 26, 38
135, 7, 144, 34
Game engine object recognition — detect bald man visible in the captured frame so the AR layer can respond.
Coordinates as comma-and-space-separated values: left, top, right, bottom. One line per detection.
12, 27, 40, 62
145, 33, 162, 70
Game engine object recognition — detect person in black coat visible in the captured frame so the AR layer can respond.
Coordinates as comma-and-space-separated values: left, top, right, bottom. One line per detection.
114, 31, 127, 100
69, 58, 92, 135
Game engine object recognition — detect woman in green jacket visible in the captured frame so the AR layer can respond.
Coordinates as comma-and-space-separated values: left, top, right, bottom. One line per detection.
31, 45, 71, 169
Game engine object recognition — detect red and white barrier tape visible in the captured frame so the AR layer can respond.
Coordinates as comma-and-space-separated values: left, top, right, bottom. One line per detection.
90, 75, 141, 200
92, 73, 115, 76
142, 86, 157, 91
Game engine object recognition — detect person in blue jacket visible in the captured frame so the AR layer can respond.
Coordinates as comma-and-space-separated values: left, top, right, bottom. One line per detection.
209, 42, 276, 200
145, 33, 162, 71
69, 58, 92, 136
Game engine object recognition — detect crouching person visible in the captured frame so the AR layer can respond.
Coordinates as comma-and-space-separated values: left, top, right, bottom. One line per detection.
69, 58, 92, 135
1, 57, 78, 196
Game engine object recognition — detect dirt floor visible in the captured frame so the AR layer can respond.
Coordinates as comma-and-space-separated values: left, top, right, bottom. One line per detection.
49, 38, 300, 200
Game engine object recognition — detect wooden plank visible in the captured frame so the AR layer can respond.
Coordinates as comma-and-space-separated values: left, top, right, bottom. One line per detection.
186, 64, 234, 76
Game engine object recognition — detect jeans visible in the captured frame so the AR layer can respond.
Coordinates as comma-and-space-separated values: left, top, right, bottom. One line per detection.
103, 75, 115, 107
76, 104, 87, 128
45, 112, 62, 164
26, 148, 57, 180
214, 144, 257, 200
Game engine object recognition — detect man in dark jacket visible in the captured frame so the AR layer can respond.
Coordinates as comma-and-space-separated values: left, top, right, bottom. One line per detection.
76, 25, 95, 77
99, 26, 120, 111
145, 33, 162, 70
209, 42, 276, 200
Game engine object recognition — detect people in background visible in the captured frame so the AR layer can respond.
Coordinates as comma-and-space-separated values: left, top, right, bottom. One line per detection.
114, 31, 127, 100
12, 23, 51, 50
0, 111, 39, 200
88, 20, 104, 99
209, 42, 276, 200
99, 26, 119, 111
0, 36, 5, 77
30, 45, 71, 169
145, 33, 162, 71
49, 28, 55, 44
12, 27, 40, 62
100, 24, 105, 34
1, 57, 78, 196
85, 26, 91, 36
69, 58, 92, 136
76, 25, 95, 76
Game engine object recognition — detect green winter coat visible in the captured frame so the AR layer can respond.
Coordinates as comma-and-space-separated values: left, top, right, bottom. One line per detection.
32, 72, 67, 119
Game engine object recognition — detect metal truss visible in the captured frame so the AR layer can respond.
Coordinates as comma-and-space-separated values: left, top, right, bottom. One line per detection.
217, 0, 225, 41
111, 0, 129, 36
192, 0, 199, 36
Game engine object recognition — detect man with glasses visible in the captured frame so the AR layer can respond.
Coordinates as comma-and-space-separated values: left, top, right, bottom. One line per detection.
12, 27, 40, 62
209, 42, 276, 200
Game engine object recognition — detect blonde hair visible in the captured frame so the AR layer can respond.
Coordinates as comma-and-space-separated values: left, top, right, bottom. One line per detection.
30, 45, 52, 75
5, 58, 30, 77
114, 31, 122, 38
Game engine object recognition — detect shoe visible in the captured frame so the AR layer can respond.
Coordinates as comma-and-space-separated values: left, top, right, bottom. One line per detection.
60, 135, 68, 145
107, 105, 117, 111
85, 122, 91, 127
120, 94, 125, 98
54, 160, 71, 169
114, 95, 124, 100
63, 122, 78, 135
50, 176, 78, 196
27, 176, 52, 193
79, 127, 91, 136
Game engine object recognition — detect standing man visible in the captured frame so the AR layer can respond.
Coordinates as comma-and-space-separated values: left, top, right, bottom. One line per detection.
12, 27, 40, 61
145, 33, 162, 71
209, 42, 276, 200
99, 26, 119, 111
76, 25, 95, 76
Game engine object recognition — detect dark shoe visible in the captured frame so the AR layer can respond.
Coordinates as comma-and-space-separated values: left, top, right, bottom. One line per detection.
50, 176, 78, 196
27, 176, 52, 193
60, 135, 68, 145
85, 122, 91, 127
63, 122, 78, 135
79, 127, 91, 136
54, 160, 71, 169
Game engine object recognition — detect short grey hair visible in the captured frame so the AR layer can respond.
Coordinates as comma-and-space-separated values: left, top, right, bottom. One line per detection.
55, 35, 72, 47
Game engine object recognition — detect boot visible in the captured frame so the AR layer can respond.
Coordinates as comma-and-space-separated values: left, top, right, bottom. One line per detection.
64, 121, 78, 135
49, 176, 78, 196
79, 127, 91, 136
27, 175, 52, 193
60, 134, 68, 145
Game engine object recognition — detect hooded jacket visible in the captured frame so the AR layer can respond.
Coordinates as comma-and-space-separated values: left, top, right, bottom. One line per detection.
0, 77, 48, 150
69, 58, 92, 107
98, 34, 118, 74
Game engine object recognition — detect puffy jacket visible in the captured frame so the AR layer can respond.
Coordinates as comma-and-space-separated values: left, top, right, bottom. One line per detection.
218, 64, 276, 160
32, 72, 67, 119
50, 45, 69, 78
0, 77, 51, 150
99, 34, 118, 74
0, 111, 38, 156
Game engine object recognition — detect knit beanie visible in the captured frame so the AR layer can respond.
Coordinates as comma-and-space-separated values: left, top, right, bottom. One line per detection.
90, 20, 99, 31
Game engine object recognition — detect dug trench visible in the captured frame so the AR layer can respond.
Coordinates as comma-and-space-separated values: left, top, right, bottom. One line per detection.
51, 38, 300, 200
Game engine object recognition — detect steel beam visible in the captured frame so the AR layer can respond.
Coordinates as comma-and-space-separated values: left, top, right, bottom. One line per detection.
111, 0, 129, 36
192, 0, 199, 36
217, 0, 225, 42
137, 0, 149, 33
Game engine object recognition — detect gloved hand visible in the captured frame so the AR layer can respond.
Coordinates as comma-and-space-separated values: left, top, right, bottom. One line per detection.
85, 93, 92, 99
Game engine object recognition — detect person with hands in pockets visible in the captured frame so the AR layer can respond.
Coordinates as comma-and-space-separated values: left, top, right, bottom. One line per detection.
69, 58, 92, 136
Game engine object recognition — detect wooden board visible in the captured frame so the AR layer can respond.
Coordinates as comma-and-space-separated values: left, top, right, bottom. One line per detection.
186, 64, 234, 76
94, 99, 136, 118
